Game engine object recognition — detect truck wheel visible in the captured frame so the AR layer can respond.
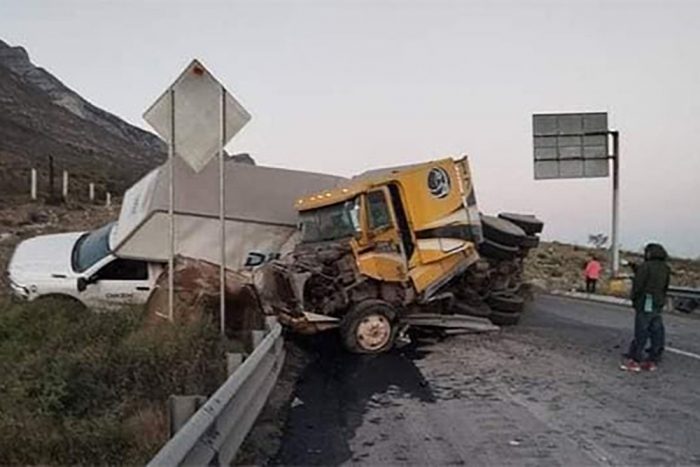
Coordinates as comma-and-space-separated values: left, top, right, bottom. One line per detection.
519, 235, 540, 249
489, 310, 521, 326
340, 300, 397, 354
453, 300, 492, 317
487, 292, 525, 313
481, 214, 527, 247
34, 294, 88, 311
478, 238, 519, 261
497, 213, 544, 235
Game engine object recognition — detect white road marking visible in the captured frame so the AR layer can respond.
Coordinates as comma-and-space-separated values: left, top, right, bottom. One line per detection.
667, 346, 700, 361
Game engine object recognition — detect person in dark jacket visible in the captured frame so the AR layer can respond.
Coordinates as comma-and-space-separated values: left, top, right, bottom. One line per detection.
621, 243, 671, 372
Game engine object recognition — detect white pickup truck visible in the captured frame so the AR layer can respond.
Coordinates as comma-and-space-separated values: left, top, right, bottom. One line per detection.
7, 222, 162, 308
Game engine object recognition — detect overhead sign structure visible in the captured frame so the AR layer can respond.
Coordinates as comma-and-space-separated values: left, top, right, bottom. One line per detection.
144, 59, 251, 334
533, 112, 609, 180
532, 112, 622, 276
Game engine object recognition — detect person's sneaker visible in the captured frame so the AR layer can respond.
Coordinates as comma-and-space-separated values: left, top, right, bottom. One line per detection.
641, 361, 658, 372
620, 359, 642, 372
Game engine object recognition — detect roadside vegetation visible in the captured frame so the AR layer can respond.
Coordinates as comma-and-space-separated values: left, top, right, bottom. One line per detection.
0, 296, 228, 465
525, 241, 700, 294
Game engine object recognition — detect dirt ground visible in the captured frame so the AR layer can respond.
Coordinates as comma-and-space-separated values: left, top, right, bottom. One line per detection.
524, 241, 700, 293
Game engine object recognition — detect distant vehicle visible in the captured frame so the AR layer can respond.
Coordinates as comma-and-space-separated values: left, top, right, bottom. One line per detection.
674, 296, 699, 314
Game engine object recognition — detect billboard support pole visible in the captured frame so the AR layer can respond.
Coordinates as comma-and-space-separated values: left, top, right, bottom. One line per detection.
610, 130, 620, 277
167, 88, 176, 322
219, 86, 227, 336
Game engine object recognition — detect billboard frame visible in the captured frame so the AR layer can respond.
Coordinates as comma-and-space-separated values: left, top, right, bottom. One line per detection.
532, 112, 622, 276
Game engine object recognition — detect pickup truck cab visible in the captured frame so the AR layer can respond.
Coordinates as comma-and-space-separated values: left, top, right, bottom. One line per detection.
7, 222, 162, 309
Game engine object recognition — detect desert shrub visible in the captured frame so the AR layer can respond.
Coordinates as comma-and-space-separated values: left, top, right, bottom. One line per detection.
0, 297, 228, 465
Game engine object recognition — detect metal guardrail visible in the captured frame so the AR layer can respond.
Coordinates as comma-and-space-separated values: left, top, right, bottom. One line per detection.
668, 286, 700, 300
148, 320, 285, 467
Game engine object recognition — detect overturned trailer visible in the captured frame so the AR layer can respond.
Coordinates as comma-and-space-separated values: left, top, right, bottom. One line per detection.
111, 156, 347, 270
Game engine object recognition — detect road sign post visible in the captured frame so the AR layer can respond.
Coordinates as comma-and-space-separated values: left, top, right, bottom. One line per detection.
219, 86, 227, 336
610, 131, 620, 276
168, 89, 175, 322
144, 60, 251, 331
533, 112, 621, 276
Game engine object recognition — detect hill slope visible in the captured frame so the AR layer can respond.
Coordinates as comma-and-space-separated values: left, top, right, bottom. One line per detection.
0, 38, 165, 202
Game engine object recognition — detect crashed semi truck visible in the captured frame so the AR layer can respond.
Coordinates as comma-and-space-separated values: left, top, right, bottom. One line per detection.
7, 153, 542, 353
259, 156, 543, 353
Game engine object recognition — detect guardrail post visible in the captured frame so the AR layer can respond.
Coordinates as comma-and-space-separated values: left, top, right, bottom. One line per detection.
251, 330, 266, 349
168, 395, 207, 438
147, 323, 285, 467
30, 168, 37, 200
62, 170, 69, 200
227, 352, 244, 375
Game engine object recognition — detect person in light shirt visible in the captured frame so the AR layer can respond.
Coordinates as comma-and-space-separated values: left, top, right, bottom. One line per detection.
583, 255, 602, 293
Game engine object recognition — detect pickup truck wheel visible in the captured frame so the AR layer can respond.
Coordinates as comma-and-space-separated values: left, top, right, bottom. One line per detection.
497, 213, 544, 235
487, 293, 525, 313
481, 214, 527, 247
341, 300, 397, 354
33, 294, 88, 312
489, 310, 521, 326
478, 238, 519, 261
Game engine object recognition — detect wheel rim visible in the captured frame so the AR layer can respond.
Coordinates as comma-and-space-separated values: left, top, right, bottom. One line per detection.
356, 314, 391, 351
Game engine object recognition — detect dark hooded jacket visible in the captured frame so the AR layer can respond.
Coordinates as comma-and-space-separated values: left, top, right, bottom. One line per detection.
631, 243, 671, 312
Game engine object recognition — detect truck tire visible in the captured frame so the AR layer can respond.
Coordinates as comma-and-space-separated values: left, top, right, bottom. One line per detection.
487, 292, 525, 313
340, 300, 397, 354
481, 214, 527, 247
33, 294, 88, 311
520, 234, 540, 249
478, 238, 519, 261
490, 310, 521, 326
498, 213, 544, 235
453, 300, 492, 317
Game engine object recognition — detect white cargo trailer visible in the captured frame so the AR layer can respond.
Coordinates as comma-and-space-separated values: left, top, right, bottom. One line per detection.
112, 156, 346, 268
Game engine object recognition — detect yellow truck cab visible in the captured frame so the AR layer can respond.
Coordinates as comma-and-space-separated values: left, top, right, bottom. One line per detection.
295, 157, 483, 300
263, 157, 485, 353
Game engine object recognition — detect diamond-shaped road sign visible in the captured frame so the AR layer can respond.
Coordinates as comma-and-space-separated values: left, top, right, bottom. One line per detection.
144, 59, 251, 172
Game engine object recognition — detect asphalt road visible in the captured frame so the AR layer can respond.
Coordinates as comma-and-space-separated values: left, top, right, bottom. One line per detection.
273, 295, 700, 466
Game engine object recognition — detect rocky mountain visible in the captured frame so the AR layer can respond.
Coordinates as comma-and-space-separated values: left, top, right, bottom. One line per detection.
0, 38, 165, 202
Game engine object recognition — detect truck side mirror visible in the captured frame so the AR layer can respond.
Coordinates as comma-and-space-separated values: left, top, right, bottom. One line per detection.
77, 275, 97, 292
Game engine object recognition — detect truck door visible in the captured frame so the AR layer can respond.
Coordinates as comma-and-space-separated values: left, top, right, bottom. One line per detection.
83, 258, 152, 308
355, 187, 408, 282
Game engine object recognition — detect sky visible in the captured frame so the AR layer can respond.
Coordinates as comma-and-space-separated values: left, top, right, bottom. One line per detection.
1, 0, 699, 258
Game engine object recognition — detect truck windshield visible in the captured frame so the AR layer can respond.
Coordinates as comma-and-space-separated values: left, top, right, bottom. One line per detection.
72, 223, 114, 272
300, 198, 361, 243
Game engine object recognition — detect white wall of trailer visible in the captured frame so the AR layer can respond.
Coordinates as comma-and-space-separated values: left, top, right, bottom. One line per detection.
113, 211, 298, 271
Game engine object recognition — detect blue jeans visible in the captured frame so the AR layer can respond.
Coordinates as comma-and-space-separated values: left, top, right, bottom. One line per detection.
627, 311, 665, 363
